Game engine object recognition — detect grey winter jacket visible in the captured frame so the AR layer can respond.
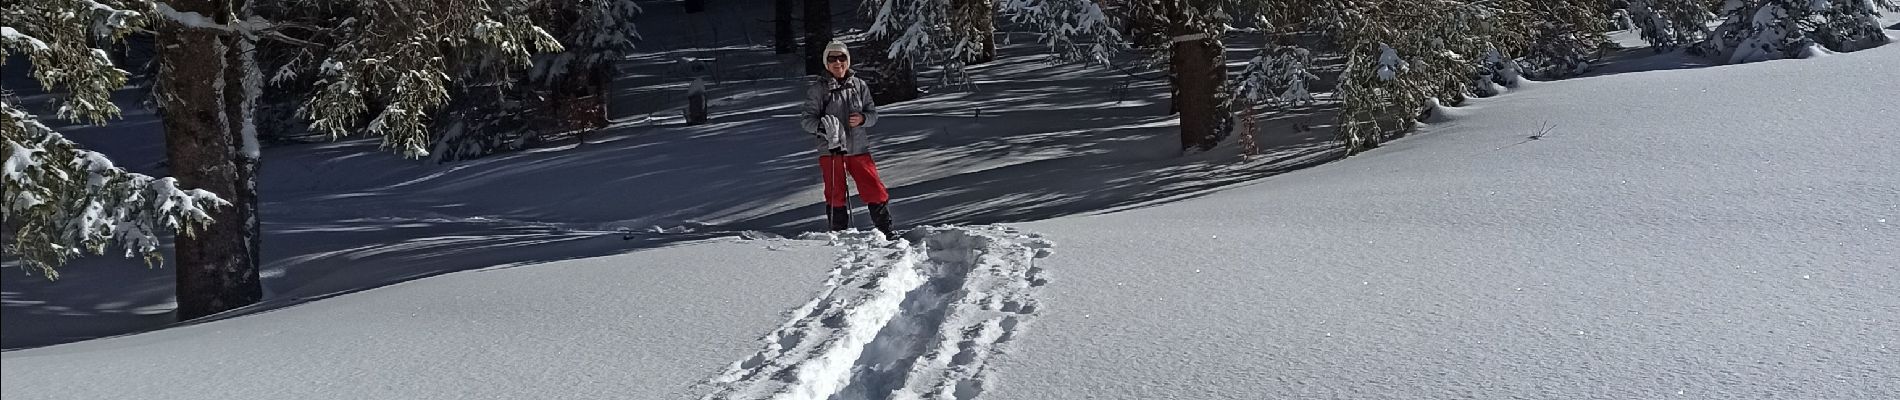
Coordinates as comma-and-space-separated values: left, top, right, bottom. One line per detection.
798, 73, 879, 155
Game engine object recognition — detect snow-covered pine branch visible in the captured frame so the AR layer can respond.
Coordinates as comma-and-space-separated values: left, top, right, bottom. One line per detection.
294, 0, 563, 159
1627, 0, 1716, 51
1517, 0, 1608, 79
1701, 0, 1898, 63
866, 0, 955, 65
998, 0, 1122, 65
2, 0, 150, 125
531, 0, 641, 85
1270, 0, 1541, 153
3, 100, 227, 279
1236, 44, 1318, 106
2, 0, 231, 277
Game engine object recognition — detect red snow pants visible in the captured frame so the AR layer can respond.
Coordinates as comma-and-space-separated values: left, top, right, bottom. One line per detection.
819, 154, 890, 207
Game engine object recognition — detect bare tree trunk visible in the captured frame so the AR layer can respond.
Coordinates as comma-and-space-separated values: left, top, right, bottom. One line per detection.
804, 0, 833, 75
157, 0, 262, 321
1163, 0, 1218, 151
776, 0, 797, 54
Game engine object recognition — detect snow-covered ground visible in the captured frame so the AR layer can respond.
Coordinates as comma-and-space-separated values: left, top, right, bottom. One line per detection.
5, 7, 1899, 400
994, 42, 1899, 400
3, 2, 1336, 351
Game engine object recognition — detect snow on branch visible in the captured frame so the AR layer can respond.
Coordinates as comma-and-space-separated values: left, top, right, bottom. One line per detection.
1, 27, 51, 52
3, 101, 227, 279
1000, 0, 1122, 65
154, 2, 274, 33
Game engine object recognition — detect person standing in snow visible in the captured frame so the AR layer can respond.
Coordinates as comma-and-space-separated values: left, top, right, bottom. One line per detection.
800, 40, 896, 237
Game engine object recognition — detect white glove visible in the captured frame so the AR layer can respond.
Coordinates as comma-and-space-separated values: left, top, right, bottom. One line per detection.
820, 115, 846, 151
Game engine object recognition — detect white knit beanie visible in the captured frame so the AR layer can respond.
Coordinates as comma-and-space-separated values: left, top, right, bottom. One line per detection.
823, 40, 850, 60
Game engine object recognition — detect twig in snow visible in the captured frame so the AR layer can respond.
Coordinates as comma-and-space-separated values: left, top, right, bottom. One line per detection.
1492, 121, 1556, 152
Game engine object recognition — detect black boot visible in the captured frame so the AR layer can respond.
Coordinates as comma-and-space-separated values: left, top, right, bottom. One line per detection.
867, 202, 895, 237
826, 206, 850, 231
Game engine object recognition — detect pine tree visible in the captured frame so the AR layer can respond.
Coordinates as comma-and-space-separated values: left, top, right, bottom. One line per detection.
866, 0, 959, 89
3, 0, 228, 279
1269, 0, 1538, 154
1704, 0, 1808, 63
1698, 0, 1896, 63
424, 0, 638, 162
1521, 0, 1609, 79
1112, 0, 1171, 51
1627, 0, 1716, 52
1473, 48, 1510, 96
864, 0, 1003, 91
538, 0, 641, 126
1235, 44, 1317, 107
955, 0, 998, 64
998, 0, 1123, 66
1233, 40, 1316, 157
9, 0, 563, 319
1159, 0, 1231, 151
151, 0, 273, 319
1808, 0, 1898, 51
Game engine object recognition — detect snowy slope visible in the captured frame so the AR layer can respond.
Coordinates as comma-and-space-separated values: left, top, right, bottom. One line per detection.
2, 239, 840, 400
993, 45, 1900, 398
5, 8, 1333, 350
6, 8, 1899, 400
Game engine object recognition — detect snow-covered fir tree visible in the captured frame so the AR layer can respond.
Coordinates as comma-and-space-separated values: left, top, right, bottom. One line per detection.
1520, 0, 1609, 79
430, 0, 639, 162
1473, 48, 1509, 96
1627, 0, 1717, 51
1701, 0, 1898, 63
8, 0, 564, 319
998, 0, 1123, 66
1235, 44, 1319, 106
867, 0, 1114, 90
1232, 40, 1317, 157
533, 0, 640, 105
867, 0, 967, 87
1270, 0, 1538, 154
289, 0, 563, 159
2, 0, 227, 278
1704, 0, 1807, 63
1808, 0, 1900, 51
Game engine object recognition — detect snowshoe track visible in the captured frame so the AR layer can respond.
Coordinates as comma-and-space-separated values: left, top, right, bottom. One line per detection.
698, 226, 1055, 400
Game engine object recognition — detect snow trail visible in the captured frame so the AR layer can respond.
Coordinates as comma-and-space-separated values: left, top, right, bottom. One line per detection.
698, 226, 1054, 400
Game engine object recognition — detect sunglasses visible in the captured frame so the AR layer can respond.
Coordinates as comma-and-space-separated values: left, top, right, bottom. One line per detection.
826, 54, 849, 63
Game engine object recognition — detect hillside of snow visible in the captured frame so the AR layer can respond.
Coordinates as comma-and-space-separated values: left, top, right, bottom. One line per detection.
994, 41, 1900, 399
3, 0, 1337, 351
5, 5, 1899, 400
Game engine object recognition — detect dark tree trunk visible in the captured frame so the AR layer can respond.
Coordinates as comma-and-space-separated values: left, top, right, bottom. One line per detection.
1162, 0, 1219, 151
554, 63, 612, 140
863, 35, 918, 105
804, 0, 833, 75
157, 0, 262, 321
776, 0, 797, 54
957, 0, 997, 64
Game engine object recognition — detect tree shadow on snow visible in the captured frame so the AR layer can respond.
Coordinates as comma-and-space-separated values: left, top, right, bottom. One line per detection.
1578, 45, 1724, 79
4, 28, 1359, 351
